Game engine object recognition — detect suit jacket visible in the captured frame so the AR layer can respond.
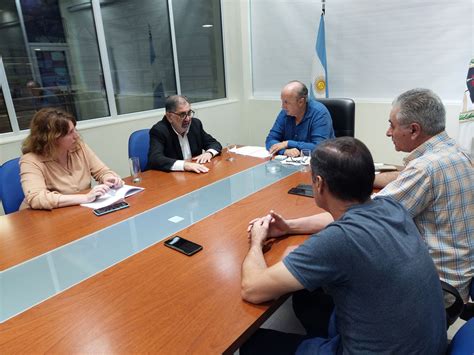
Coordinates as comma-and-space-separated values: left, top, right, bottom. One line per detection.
147, 116, 222, 171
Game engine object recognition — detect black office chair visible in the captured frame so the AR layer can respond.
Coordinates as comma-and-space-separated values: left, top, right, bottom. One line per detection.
316, 98, 355, 137
460, 277, 474, 321
442, 280, 465, 328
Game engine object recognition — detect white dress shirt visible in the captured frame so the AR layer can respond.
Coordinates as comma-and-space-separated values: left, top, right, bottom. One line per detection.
170, 127, 217, 171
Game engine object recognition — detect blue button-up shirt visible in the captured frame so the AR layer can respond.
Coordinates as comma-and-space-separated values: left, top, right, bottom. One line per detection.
265, 100, 335, 154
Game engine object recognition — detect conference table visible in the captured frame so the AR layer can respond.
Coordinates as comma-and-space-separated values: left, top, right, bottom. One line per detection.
0, 149, 323, 354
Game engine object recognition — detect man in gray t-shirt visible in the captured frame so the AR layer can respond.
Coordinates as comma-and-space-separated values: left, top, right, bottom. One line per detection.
241, 137, 446, 354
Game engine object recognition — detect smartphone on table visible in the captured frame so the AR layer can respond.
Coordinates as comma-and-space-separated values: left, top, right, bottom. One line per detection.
164, 236, 203, 256
288, 187, 313, 198
93, 201, 129, 216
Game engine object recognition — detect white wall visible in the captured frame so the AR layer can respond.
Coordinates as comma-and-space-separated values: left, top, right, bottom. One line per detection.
250, 0, 473, 101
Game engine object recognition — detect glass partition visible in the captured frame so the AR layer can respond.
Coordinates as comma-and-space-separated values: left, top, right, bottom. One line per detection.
0, 85, 12, 133
0, 0, 109, 129
100, 0, 177, 114
172, 0, 225, 102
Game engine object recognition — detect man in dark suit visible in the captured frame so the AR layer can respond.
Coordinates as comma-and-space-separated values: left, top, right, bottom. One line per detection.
147, 95, 222, 173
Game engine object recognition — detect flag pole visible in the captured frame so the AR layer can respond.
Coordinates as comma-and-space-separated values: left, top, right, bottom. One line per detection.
322, 0, 325, 15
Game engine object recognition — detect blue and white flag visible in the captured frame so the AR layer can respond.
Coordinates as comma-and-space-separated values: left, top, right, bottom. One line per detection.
310, 13, 328, 99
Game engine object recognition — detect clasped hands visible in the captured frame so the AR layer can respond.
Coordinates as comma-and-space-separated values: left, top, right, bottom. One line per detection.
247, 210, 290, 247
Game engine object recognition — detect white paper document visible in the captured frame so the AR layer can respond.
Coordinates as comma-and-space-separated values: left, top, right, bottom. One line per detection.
374, 163, 398, 172
81, 184, 145, 209
280, 156, 310, 166
230, 146, 271, 158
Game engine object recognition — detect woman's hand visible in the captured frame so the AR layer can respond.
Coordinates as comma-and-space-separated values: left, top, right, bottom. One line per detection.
104, 175, 124, 189
85, 184, 110, 202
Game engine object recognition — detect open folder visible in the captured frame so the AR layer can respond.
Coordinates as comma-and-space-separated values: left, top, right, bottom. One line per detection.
81, 184, 144, 209
374, 163, 398, 172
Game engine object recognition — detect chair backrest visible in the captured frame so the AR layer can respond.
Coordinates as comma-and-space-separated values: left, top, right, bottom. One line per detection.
316, 98, 355, 137
128, 129, 150, 172
447, 318, 474, 354
1, 157, 24, 214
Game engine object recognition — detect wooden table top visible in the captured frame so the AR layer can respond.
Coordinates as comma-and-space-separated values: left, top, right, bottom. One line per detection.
0, 152, 323, 354
0, 150, 266, 270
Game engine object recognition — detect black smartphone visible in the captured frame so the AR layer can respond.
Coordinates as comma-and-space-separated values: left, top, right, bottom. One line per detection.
296, 184, 313, 191
288, 187, 313, 198
164, 236, 203, 256
93, 201, 129, 216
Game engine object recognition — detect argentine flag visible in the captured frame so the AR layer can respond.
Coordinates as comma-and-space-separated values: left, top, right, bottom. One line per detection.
310, 13, 328, 99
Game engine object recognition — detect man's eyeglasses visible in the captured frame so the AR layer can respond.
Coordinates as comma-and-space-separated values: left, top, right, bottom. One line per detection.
169, 110, 195, 119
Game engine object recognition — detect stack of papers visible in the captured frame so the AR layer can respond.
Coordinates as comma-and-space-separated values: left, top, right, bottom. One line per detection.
374, 163, 398, 172
229, 146, 271, 158
81, 184, 144, 209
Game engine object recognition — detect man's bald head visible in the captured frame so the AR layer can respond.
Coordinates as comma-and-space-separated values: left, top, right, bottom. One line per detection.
282, 80, 308, 101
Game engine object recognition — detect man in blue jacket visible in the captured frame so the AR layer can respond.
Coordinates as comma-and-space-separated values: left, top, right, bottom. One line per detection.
266, 81, 334, 157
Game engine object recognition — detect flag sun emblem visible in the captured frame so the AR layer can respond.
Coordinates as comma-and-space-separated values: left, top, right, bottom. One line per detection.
314, 76, 326, 94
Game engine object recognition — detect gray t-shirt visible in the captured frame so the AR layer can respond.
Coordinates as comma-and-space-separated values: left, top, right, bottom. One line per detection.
283, 196, 446, 354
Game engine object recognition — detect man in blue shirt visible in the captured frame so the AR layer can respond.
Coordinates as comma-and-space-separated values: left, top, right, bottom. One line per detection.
241, 137, 446, 354
265, 81, 334, 157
